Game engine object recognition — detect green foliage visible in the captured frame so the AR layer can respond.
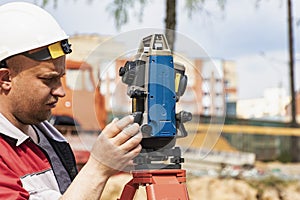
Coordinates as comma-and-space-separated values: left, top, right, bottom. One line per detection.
35, 0, 147, 30
39, 0, 58, 8
42, 0, 48, 6
276, 151, 293, 163
246, 175, 294, 198
258, 176, 289, 188
37, 0, 226, 30
185, 0, 226, 18
39, 0, 84, 8
106, 0, 147, 30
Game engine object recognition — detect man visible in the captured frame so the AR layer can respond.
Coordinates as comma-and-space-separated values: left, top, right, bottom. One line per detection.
0, 2, 142, 199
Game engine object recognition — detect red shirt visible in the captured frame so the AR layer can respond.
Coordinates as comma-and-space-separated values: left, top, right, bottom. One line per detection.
0, 113, 74, 199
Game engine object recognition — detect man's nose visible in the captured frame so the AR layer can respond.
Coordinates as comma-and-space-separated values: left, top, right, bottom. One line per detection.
51, 84, 66, 98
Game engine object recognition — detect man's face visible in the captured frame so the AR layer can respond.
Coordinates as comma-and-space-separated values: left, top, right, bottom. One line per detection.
6, 51, 66, 125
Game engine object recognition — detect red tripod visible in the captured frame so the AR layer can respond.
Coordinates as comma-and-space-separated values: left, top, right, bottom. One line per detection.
117, 169, 189, 200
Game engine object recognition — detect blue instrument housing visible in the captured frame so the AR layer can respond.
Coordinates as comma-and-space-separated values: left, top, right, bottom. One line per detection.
147, 55, 176, 137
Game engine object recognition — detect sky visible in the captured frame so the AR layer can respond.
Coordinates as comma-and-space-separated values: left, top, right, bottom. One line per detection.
1, 0, 300, 100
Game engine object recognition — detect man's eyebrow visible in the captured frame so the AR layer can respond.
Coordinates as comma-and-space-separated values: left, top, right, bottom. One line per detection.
38, 71, 65, 77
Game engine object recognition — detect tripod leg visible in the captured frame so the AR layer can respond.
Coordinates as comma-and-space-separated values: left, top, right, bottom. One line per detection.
117, 179, 138, 200
118, 170, 189, 200
145, 175, 189, 200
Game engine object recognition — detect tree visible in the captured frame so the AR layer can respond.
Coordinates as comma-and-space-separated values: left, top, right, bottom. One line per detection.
106, 0, 226, 51
287, 0, 299, 162
40, 0, 58, 8
256, 0, 299, 161
40, 0, 225, 51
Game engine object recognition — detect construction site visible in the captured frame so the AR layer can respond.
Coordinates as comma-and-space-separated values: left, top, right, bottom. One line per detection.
47, 34, 300, 200
1, 0, 300, 199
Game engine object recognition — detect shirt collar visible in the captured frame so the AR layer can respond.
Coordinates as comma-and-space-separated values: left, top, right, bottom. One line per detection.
0, 113, 67, 146
0, 113, 29, 146
34, 120, 67, 143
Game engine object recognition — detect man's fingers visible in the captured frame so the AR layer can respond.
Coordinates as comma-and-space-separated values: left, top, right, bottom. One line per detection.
122, 144, 142, 163
104, 115, 134, 138
115, 115, 134, 130
112, 123, 140, 145
120, 131, 143, 152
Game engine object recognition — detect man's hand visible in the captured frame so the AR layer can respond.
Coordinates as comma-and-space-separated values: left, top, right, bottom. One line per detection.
90, 115, 142, 176
61, 115, 142, 200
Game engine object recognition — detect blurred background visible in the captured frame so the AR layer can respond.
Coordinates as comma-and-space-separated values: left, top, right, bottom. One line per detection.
3, 0, 300, 199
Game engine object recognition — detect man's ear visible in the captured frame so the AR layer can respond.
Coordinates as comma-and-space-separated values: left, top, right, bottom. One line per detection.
0, 68, 12, 90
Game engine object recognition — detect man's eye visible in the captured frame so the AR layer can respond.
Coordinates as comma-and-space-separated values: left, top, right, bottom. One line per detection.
40, 77, 58, 83
40, 77, 53, 80
39, 74, 63, 83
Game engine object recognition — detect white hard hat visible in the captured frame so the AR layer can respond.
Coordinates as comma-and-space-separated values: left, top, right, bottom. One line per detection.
0, 2, 69, 62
